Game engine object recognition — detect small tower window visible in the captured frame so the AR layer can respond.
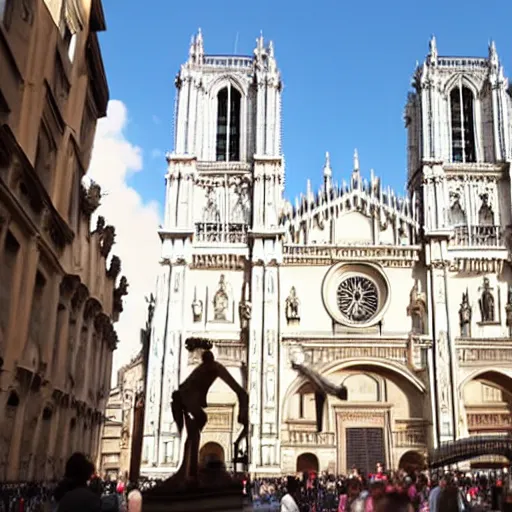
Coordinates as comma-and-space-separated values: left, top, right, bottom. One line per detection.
215, 85, 241, 162
450, 86, 476, 163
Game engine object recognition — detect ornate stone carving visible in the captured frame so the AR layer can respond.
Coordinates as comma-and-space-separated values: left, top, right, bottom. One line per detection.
450, 257, 504, 275
192, 289, 203, 323
113, 276, 129, 313
264, 366, 276, 407
191, 254, 245, 270
185, 337, 212, 352
478, 193, 495, 225
238, 299, 251, 329
80, 181, 102, 216
213, 275, 229, 321
99, 225, 116, 258
337, 275, 378, 323
107, 255, 121, 279
479, 277, 495, 323
448, 190, 466, 225
285, 287, 300, 324
283, 245, 419, 268
203, 187, 220, 223
459, 289, 472, 337
407, 282, 427, 334
437, 331, 450, 414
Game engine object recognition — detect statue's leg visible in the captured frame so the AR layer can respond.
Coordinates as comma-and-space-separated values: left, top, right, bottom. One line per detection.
186, 406, 207, 480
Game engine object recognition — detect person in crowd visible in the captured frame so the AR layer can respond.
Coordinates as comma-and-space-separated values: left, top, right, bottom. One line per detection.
338, 478, 363, 512
429, 474, 448, 512
281, 476, 301, 512
53, 452, 100, 512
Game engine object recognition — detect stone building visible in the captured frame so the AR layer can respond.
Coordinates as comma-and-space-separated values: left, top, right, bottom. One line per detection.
99, 352, 145, 480
0, 0, 128, 481
142, 32, 512, 477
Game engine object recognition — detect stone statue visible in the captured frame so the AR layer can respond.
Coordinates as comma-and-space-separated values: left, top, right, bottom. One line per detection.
238, 299, 252, 329
291, 361, 347, 432
285, 287, 300, 324
169, 350, 248, 486
191, 289, 203, 323
99, 225, 116, 258
213, 275, 229, 321
478, 193, 494, 226
459, 289, 472, 337
203, 188, 220, 223
479, 277, 495, 323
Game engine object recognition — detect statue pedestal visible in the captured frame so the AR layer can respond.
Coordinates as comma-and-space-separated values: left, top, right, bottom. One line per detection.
142, 469, 249, 512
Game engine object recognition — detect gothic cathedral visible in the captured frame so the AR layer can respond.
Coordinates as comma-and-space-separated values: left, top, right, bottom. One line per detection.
142, 33, 512, 476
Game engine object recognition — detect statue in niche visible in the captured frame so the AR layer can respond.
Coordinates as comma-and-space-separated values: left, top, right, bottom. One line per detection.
448, 191, 466, 225
166, 350, 248, 487
203, 188, 220, 223
291, 361, 347, 432
231, 183, 251, 224
238, 299, 252, 329
285, 287, 300, 324
191, 289, 203, 323
265, 367, 275, 406
213, 275, 229, 321
479, 277, 495, 323
478, 193, 494, 226
407, 282, 426, 334
459, 289, 472, 337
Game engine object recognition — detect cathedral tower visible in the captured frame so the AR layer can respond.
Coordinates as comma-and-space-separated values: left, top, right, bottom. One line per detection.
406, 38, 512, 444
143, 31, 284, 474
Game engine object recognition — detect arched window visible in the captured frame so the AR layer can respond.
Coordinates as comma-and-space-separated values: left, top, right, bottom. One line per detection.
215, 85, 241, 162
450, 86, 476, 163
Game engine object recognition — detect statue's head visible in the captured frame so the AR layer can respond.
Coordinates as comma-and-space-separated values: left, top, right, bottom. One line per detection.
202, 350, 215, 363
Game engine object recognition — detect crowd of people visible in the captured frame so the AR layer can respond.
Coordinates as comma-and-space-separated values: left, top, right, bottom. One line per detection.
249, 466, 512, 512
1, 454, 512, 512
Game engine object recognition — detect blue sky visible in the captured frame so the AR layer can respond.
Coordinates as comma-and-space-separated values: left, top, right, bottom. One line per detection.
98, 0, 512, 210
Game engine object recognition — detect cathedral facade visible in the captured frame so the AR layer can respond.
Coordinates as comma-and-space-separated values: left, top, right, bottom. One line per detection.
141, 33, 512, 477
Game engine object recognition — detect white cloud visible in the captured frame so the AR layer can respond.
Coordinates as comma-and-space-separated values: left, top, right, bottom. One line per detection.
86, 100, 162, 375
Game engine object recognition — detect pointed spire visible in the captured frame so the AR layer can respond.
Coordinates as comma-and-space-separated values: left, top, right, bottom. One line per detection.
196, 28, 204, 62
268, 40, 275, 57
323, 151, 332, 192
189, 33, 196, 60
353, 149, 360, 172
427, 35, 438, 66
489, 39, 499, 69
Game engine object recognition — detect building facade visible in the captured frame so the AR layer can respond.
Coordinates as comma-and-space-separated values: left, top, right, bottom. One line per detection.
99, 352, 145, 480
0, 0, 127, 481
142, 33, 512, 477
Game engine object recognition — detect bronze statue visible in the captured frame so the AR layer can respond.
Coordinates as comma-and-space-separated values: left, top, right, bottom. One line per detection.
170, 350, 248, 486
291, 362, 347, 432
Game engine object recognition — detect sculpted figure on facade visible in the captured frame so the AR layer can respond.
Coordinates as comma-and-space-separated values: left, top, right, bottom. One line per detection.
479, 277, 495, 323
231, 183, 251, 224
238, 299, 252, 329
265, 367, 276, 406
407, 282, 426, 334
448, 191, 466, 225
285, 286, 300, 324
203, 187, 220, 223
478, 193, 494, 225
213, 275, 229, 321
459, 289, 472, 337
168, 350, 248, 486
191, 289, 203, 323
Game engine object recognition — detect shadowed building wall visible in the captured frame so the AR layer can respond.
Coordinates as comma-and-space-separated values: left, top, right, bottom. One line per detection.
0, 0, 128, 481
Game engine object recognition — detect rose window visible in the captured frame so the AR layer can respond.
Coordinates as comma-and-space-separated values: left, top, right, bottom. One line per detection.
336, 276, 379, 323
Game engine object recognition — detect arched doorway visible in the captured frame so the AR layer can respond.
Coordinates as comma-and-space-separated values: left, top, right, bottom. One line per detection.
199, 442, 225, 468
296, 452, 319, 473
398, 451, 425, 473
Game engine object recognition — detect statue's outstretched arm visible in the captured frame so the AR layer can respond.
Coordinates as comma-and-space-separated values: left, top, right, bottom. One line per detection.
292, 362, 339, 396
216, 363, 249, 404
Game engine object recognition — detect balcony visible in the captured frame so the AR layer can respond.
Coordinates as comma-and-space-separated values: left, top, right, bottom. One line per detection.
195, 222, 248, 244
451, 225, 503, 248
393, 428, 427, 448
282, 430, 335, 446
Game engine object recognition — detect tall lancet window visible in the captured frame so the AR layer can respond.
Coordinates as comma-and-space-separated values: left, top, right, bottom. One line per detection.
450, 86, 476, 163
215, 86, 241, 162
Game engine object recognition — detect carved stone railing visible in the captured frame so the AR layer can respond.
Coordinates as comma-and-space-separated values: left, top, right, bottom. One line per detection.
195, 222, 248, 244
437, 57, 487, 69
203, 56, 253, 69
467, 412, 512, 431
456, 340, 512, 365
451, 225, 503, 248
393, 428, 427, 448
282, 430, 335, 446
